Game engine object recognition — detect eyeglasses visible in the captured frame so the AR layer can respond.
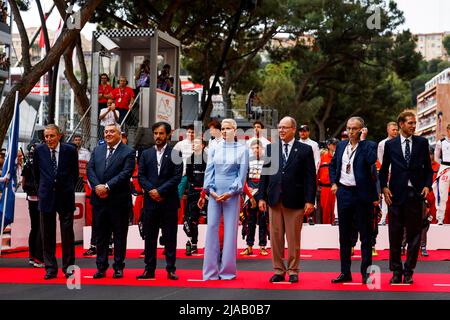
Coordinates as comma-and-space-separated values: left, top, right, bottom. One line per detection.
277, 126, 293, 130
346, 127, 360, 131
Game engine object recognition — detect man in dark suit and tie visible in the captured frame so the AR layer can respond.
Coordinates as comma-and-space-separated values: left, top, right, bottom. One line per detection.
137, 121, 183, 280
379, 111, 433, 284
329, 117, 378, 284
258, 116, 316, 283
87, 123, 135, 279
33, 124, 79, 280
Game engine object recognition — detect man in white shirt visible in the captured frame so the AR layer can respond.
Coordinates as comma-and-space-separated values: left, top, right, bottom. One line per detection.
246, 120, 270, 149
99, 99, 120, 127
377, 121, 398, 224
174, 124, 195, 199
298, 125, 320, 224
433, 123, 450, 225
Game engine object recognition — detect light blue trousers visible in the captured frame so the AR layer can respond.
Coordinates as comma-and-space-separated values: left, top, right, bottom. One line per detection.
202, 194, 240, 280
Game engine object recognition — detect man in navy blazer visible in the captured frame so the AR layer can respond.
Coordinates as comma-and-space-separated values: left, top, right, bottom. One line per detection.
136, 121, 183, 280
379, 111, 433, 284
258, 116, 316, 283
33, 124, 78, 280
329, 117, 378, 284
87, 123, 135, 279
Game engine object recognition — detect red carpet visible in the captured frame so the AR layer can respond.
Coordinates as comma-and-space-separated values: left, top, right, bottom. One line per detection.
1, 267, 450, 293
3, 247, 450, 261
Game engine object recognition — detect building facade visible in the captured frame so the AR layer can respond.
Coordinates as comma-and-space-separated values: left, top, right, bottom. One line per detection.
416, 68, 450, 146
415, 32, 450, 61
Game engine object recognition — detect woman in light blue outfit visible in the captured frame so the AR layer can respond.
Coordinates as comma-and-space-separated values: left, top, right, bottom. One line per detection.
198, 119, 249, 280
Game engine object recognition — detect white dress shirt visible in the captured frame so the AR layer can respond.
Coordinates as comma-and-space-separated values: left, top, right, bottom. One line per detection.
281, 138, 295, 159
155, 143, 167, 175
400, 134, 413, 187
339, 142, 358, 187
51, 143, 61, 166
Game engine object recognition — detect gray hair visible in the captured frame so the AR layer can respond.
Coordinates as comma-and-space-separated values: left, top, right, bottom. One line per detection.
105, 122, 122, 133
45, 124, 62, 135
221, 118, 237, 129
347, 116, 365, 128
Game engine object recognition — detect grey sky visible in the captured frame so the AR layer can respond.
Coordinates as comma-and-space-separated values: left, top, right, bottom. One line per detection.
11, 0, 450, 39
394, 0, 450, 34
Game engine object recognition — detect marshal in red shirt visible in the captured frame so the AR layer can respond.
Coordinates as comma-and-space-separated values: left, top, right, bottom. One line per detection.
99, 83, 113, 104
112, 86, 135, 110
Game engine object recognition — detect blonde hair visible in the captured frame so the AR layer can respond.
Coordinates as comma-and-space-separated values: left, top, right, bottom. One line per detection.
221, 118, 237, 130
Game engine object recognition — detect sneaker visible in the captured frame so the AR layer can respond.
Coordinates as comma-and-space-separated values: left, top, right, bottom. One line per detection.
259, 247, 269, 256
372, 247, 378, 256
438, 221, 444, 226
29, 259, 35, 266
139, 251, 145, 258
308, 217, 315, 225
421, 247, 429, 257
185, 241, 192, 256
33, 262, 45, 268
191, 245, 198, 254
380, 220, 386, 226
240, 247, 253, 256
401, 246, 406, 256
333, 218, 339, 226
351, 247, 355, 256
83, 247, 97, 256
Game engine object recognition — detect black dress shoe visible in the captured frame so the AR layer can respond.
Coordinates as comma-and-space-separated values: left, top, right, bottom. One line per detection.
390, 273, 402, 284
331, 273, 352, 283
44, 272, 57, 280
403, 274, 413, 284
93, 271, 106, 279
136, 270, 155, 280
113, 270, 123, 279
289, 274, 298, 283
362, 274, 370, 284
269, 274, 285, 282
167, 271, 179, 280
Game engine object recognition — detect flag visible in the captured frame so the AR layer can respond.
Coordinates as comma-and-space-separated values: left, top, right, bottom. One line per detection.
0, 92, 20, 231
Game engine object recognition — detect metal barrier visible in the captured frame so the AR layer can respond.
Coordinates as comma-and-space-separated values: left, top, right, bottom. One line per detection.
225, 107, 278, 128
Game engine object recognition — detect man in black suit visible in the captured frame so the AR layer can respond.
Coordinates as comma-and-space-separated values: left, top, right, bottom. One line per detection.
137, 121, 183, 280
329, 117, 378, 284
258, 116, 316, 283
33, 124, 78, 280
87, 123, 135, 279
379, 111, 433, 284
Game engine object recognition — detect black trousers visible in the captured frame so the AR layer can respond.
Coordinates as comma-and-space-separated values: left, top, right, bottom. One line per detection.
28, 200, 43, 262
336, 186, 373, 277
142, 206, 178, 273
185, 190, 201, 244
389, 187, 425, 276
40, 210, 75, 274
244, 206, 268, 247
93, 204, 129, 272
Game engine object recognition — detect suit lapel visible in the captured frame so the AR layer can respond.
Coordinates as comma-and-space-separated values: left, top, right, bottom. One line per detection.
393, 136, 407, 167
159, 146, 171, 174
105, 142, 122, 171
410, 135, 419, 163
284, 140, 298, 170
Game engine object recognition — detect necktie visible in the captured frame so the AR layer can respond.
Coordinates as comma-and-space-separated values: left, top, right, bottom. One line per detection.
405, 138, 411, 166
105, 147, 115, 168
282, 143, 289, 168
51, 149, 57, 176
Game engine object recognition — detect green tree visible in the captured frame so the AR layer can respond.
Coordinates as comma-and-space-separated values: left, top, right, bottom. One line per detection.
443, 34, 450, 56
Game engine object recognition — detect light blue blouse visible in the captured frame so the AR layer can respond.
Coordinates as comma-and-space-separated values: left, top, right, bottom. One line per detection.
203, 140, 249, 196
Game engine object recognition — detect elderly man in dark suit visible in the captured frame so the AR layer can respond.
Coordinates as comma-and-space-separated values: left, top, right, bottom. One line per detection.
33, 124, 79, 280
380, 111, 433, 284
258, 116, 316, 283
137, 121, 183, 280
329, 117, 378, 284
87, 123, 135, 279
